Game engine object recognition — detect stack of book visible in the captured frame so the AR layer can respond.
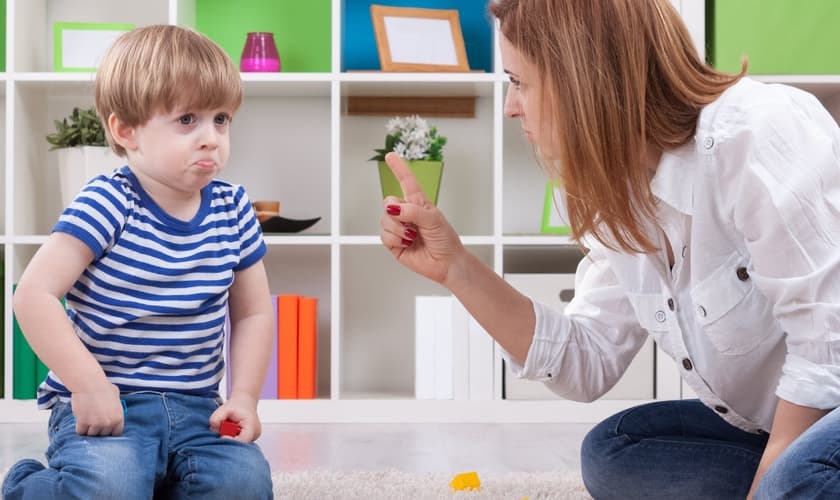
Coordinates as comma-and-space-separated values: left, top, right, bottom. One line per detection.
414, 296, 495, 400
226, 294, 318, 400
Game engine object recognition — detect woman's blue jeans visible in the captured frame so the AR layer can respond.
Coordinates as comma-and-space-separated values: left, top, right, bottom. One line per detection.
581, 399, 840, 499
2, 392, 273, 499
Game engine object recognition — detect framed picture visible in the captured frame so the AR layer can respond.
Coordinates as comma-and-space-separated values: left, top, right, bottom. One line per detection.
541, 181, 571, 235
370, 5, 469, 72
54, 22, 134, 72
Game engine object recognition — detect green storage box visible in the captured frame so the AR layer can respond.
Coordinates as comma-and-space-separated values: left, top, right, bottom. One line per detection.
708, 0, 840, 74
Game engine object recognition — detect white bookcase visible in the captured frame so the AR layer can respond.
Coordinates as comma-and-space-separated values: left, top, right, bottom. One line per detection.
2, 0, 839, 424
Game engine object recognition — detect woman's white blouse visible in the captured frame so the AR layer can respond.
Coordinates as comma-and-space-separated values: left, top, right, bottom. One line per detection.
508, 77, 840, 432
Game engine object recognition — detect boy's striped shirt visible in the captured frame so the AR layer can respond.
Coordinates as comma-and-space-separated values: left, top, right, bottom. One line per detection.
36, 166, 266, 409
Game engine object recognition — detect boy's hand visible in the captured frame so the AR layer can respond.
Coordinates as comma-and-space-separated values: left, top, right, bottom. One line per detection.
70, 382, 124, 436
210, 393, 261, 442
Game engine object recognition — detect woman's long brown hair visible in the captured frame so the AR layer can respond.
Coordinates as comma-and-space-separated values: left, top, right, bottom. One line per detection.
490, 0, 744, 253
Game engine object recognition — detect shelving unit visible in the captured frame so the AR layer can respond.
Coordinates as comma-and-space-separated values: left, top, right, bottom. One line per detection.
1, 0, 839, 424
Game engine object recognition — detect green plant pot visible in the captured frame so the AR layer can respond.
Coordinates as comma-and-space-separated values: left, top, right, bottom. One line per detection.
377, 160, 444, 205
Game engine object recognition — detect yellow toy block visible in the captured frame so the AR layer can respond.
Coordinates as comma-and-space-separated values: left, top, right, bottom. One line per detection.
450, 471, 481, 491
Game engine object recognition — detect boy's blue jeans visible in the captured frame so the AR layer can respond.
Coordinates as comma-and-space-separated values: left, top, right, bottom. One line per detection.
581, 399, 840, 499
2, 392, 273, 499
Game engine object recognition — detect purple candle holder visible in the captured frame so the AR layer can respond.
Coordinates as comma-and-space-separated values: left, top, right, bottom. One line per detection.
240, 32, 281, 72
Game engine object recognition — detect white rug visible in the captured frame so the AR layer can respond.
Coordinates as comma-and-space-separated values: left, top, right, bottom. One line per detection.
3, 467, 591, 499
271, 469, 592, 500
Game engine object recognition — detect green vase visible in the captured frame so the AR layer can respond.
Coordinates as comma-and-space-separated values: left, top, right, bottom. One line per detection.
377, 160, 444, 205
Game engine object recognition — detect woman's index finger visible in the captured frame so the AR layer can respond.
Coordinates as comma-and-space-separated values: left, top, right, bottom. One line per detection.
385, 152, 429, 206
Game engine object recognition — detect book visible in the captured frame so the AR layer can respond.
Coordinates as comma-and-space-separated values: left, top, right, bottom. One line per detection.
277, 294, 300, 399
297, 296, 318, 399
415, 296, 473, 400
467, 314, 495, 400
260, 295, 279, 399
12, 308, 36, 399
415, 296, 437, 400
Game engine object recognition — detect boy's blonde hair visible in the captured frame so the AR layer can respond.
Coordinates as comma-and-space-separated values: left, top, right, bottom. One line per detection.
490, 0, 744, 253
95, 24, 243, 156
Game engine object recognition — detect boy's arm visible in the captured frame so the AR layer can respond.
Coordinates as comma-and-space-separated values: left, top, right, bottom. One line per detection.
14, 232, 123, 435
213, 259, 274, 439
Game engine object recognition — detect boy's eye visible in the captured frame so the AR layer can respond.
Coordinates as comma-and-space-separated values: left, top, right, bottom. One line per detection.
214, 113, 231, 125
178, 114, 195, 125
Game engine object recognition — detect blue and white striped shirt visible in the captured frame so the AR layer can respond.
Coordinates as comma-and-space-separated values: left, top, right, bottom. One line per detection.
36, 166, 266, 409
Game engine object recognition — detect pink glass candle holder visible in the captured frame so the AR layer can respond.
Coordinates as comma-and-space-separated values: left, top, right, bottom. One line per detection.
240, 32, 281, 72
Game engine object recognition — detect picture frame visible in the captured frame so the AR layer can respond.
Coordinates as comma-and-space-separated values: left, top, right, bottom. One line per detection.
370, 5, 469, 72
54, 22, 134, 72
541, 181, 571, 235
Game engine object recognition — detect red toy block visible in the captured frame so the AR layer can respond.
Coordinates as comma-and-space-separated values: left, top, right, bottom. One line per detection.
219, 419, 241, 437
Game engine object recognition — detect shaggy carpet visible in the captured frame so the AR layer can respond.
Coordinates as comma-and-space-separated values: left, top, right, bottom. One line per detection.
3, 467, 591, 499
271, 469, 592, 500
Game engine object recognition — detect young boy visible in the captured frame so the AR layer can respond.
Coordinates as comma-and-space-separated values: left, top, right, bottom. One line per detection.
3, 25, 274, 499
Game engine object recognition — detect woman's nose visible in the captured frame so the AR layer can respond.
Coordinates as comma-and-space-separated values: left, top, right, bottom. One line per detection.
503, 85, 520, 118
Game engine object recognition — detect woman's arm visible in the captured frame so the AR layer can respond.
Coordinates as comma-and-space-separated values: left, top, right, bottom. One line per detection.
747, 399, 828, 498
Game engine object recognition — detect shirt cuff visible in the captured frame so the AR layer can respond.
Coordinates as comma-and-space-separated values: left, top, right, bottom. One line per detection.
777, 352, 840, 409
502, 298, 568, 382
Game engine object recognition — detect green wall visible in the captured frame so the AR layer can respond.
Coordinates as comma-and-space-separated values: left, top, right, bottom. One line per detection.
708, 0, 840, 74
196, 0, 331, 73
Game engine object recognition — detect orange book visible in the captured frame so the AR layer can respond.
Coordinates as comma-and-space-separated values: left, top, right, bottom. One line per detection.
277, 294, 300, 399
297, 297, 318, 399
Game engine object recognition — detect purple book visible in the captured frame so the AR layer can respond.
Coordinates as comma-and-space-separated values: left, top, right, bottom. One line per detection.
225, 309, 231, 396
260, 296, 279, 399
225, 297, 278, 399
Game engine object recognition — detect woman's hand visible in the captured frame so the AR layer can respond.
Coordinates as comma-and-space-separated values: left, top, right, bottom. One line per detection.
379, 153, 466, 286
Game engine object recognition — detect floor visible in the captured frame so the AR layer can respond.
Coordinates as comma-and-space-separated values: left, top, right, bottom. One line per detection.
1, 423, 589, 476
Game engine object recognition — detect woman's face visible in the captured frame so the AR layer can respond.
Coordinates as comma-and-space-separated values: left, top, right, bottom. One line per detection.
500, 35, 547, 151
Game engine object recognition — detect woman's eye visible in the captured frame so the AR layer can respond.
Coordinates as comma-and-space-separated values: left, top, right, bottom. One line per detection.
178, 114, 195, 125
509, 77, 522, 89
214, 114, 230, 126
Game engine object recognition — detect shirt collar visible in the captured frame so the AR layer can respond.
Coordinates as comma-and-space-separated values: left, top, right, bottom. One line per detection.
650, 141, 696, 215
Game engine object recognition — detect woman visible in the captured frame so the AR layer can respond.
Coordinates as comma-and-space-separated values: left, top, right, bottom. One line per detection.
379, 0, 840, 498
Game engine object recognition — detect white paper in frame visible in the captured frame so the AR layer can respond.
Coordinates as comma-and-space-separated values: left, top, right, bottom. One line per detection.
370, 5, 470, 72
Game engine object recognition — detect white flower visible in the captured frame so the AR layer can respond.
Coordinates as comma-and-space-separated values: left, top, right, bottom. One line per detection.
375, 114, 446, 162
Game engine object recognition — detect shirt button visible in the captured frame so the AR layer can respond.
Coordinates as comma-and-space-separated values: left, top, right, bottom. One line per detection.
654, 310, 666, 323
703, 137, 715, 149
667, 298, 675, 311
682, 358, 693, 370
736, 267, 750, 281
714, 405, 729, 414
697, 305, 707, 317
681, 246, 687, 258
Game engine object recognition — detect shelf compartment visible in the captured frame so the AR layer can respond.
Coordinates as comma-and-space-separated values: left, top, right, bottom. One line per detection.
339, 86, 494, 237
263, 245, 332, 399
14, 0, 169, 73
226, 94, 331, 236
192, 0, 331, 73
341, 0, 493, 74
339, 244, 492, 398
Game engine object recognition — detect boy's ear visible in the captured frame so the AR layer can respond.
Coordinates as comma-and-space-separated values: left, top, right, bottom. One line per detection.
107, 113, 136, 151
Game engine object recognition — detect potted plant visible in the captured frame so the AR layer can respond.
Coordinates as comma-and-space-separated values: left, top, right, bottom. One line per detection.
370, 115, 447, 204
46, 106, 121, 206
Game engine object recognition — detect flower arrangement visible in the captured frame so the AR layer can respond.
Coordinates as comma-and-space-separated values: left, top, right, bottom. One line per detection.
370, 115, 447, 162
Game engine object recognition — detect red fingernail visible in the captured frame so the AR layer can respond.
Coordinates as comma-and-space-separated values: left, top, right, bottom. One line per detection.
386, 205, 401, 216
401, 238, 413, 246
404, 228, 417, 239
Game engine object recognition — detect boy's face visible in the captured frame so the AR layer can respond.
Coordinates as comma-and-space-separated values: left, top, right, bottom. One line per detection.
124, 107, 233, 193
